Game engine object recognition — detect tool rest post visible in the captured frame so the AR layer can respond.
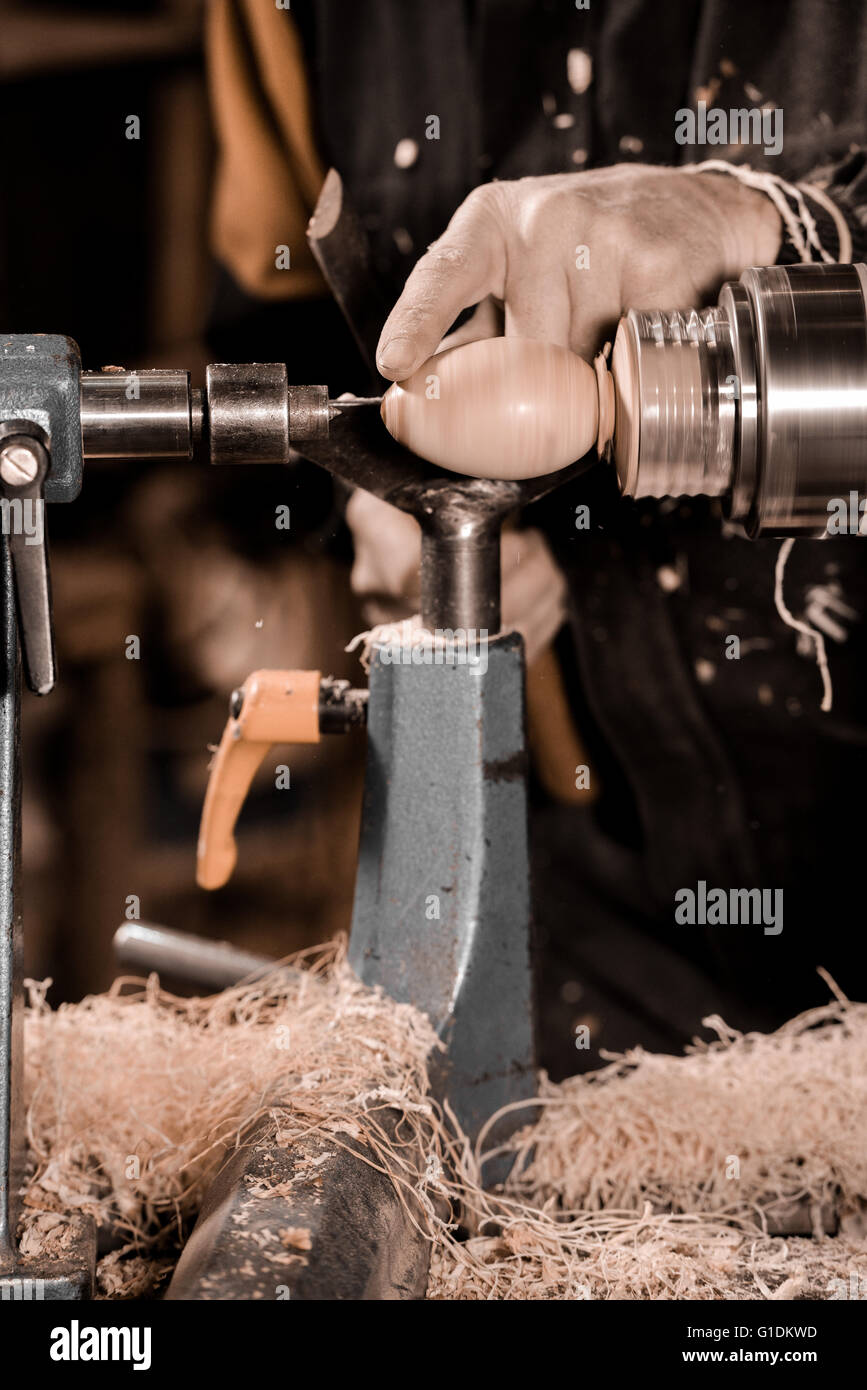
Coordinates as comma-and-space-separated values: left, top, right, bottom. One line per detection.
420, 504, 502, 633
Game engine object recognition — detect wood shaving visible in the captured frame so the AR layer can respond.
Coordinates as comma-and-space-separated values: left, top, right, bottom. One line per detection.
21, 945, 867, 1300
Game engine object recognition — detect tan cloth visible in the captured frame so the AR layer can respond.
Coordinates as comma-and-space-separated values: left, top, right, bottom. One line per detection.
206, 0, 327, 300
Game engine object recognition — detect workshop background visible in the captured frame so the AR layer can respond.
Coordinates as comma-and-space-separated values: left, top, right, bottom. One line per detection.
1, 0, 826, 1083
0, 0, 367, 1003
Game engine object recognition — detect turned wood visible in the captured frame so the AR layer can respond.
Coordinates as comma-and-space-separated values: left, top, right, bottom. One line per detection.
381, 337, 602, 479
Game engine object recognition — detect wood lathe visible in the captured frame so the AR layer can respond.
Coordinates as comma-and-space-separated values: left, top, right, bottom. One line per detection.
382, 262, 867, 537
2, 258, 866, 1298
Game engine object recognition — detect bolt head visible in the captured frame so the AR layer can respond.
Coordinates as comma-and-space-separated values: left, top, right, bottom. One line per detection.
0, 442, 40, 486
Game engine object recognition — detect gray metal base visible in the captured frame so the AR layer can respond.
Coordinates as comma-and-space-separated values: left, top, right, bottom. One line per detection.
349, 632, 536, 1156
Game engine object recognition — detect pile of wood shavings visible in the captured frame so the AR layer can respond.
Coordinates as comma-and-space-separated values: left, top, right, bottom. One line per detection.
22, 940, 441, 1297
430, 1221, 867, 1300
427, 995, 867, 1299
21, 948, 867, 1301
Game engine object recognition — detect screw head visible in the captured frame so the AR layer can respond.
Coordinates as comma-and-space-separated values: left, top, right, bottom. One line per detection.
0, 442, 40, 486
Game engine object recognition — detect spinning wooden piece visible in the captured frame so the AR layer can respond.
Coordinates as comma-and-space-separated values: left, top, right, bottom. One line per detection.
381, 337, 605, 479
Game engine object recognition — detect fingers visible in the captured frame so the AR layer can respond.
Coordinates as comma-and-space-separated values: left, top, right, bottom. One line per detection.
499, 179, 613, 355
554, 260, 622, 361
377, 168, 736, 388
504, 270, 573, 348
375, 176, 620, 377
568, 301, 622, 364
376, 188, 505, 380
436, 295, 503, 353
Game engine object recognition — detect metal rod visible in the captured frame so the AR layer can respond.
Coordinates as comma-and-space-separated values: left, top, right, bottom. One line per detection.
113, 921, 284, 993
415, 485, 508, 632
80, 369, 383, 461
80, 369, 193, 459
317, 677, 369, 733
421, 528, 501, 633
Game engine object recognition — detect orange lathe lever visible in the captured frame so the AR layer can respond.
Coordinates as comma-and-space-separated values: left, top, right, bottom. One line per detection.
196, 669, 321, 890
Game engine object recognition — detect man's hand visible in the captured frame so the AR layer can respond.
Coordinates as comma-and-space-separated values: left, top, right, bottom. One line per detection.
360, 164, 780, 657
376, 164, 782, 377
346, 489, 567, 665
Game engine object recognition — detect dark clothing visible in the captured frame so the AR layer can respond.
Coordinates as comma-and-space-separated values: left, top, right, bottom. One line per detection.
290, 0, 867, 285
213, 0, 867, 1072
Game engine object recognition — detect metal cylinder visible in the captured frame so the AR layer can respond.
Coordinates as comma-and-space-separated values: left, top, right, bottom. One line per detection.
736, 264, 867, 536
81, 365, 331, 463
614, 262, 867, 537
113, 921, 283, 992
288, 383, 331, 441
401, 477, 518, 634
420, 517, 501, 633
206, 363, 291, 466
80, 369, 193, 458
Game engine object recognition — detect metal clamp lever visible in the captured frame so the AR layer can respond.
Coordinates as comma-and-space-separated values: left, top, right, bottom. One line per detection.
0, 422, 55, 695
196, 671, 367, 890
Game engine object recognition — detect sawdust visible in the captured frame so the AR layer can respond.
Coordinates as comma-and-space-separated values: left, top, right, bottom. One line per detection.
429, 1229, 867, 1301
23, 940, 440, 1296
428, 988, 867, 1299
21, 947, 867, 1300
96, 1249, 175, 1301
17, 1209, 81, 1261
345, 615, 434, 672
280, 1227, 312, 1251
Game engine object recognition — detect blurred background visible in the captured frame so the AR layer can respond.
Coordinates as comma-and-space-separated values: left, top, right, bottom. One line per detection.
1, 0, 368, 999
3, 0, 803, 1079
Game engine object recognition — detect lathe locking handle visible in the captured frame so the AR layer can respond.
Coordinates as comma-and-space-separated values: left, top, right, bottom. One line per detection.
196, 669, 322, 890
